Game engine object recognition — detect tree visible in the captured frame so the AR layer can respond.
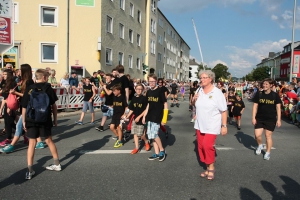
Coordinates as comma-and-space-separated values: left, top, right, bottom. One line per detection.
194, 63, 211, 77
252, 66, 270, 81
212, 63, 230, 81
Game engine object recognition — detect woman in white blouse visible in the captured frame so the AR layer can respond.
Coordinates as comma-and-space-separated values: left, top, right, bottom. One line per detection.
60, 72, 70, 89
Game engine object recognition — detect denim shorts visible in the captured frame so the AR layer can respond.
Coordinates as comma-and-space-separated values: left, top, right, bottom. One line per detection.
103, 106, 113, 118
82, 101, 94, 113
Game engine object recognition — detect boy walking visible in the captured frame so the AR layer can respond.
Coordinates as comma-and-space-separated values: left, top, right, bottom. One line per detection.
75, 77, 96, 125
22, 69, 61, 180
143, 74, 168, 162
126, 84, 150, 154
110, 85, 128, 148
231, 94, 245, 130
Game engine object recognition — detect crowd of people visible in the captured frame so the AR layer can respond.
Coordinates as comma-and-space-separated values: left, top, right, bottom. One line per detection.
0, 63, 191, 180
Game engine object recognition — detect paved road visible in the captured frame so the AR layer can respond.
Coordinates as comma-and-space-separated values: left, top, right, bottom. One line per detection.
1, 98, 300, 200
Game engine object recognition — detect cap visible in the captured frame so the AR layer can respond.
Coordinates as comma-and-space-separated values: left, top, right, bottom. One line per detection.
71, 71, 76, 74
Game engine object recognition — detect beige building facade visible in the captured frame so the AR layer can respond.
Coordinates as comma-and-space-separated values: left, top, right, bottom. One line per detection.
8, 0, 189, 81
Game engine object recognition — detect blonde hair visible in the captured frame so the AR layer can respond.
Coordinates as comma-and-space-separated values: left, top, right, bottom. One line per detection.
62, 72, 69, 79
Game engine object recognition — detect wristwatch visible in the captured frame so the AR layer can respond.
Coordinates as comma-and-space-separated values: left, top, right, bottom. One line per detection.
221, 124, 227, 128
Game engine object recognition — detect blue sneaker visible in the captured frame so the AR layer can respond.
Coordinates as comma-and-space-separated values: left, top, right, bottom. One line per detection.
75, 121, 83, 125
90, 121, 95, 125
0, 144, 15, 153
158, 151, 166, 162
35, 142, 45, 149
148, 154, 159, 161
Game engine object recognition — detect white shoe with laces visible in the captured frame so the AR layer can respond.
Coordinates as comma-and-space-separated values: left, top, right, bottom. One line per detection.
46, 164, 62, 171
256, 145, 263, 155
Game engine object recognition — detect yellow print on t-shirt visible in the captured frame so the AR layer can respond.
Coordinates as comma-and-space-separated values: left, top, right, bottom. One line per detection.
84, 89, 92, 93
114, 102, 123, 106
134, 103, 143, 108
148, 96, 158, 102
259, 99, 274, 104
235, 103, 242, 107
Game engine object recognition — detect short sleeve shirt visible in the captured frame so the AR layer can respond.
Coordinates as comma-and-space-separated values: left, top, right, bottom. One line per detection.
194, 86, 227, 134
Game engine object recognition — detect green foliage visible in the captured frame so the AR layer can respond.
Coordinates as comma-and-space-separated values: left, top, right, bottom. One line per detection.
194, 63, 211, 76
248, 66, 269, 81
211, 63, 230, 81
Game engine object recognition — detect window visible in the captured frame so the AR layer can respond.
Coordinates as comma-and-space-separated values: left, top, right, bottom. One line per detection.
136, 58, 141, 69
137, 34, 141, 46
106, 48, 112, 65
150, 40, 155, 54
158, 53, 162, 62
118, 52, 124, 65
119, 23, 124, 39
128, 55, 133, 68
13, 2, 19, 23
129, 3, 134, 17
120, 0, 125, 10
129, 29, 133, 43
168, 27, 171, 35
151, 19, 153, 33
158, 18, 163, 28
40, 6, 58, 26
106, 16, 113, 33
153, 21, 156, 34
158, 35, 163, 45
41, 43, 58, 63
137, 10, 141, 23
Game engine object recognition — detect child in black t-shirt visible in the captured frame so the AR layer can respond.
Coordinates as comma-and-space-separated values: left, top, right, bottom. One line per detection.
143, 74, 168, 162
231, 94, 245, 130
126, 84, 150, 154
110, 85, 128, 148
21, 69, 60, 180
75, 78, 96, 125
227, 91, 236, 124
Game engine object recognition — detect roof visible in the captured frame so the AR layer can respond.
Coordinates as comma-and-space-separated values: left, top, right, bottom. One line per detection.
157, 8, 191, 50
189, 59, 199, 65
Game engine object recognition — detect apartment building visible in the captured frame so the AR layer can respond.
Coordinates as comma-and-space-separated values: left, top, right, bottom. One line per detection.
156, 8, 190, 81
2, 0, 190, 81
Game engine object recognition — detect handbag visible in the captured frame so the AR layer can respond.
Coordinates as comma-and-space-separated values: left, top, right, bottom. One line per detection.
7, 85, 19, 111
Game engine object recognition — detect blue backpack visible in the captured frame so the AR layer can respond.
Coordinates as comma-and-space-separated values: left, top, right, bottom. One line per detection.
26, 84, 50, 123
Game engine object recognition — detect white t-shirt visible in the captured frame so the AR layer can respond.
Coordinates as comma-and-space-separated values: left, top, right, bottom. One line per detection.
194, 86, 227, 135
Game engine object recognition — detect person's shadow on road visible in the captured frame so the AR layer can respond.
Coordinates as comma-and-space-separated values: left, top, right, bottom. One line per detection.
234, 131, 257, 151
59, 135, 111, 170
240, 175, 300, 200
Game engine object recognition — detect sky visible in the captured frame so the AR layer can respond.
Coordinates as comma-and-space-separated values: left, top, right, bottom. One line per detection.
158, 0, 300, 78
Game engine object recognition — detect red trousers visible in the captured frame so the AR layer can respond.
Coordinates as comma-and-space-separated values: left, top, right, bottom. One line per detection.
196, 130, 217, 165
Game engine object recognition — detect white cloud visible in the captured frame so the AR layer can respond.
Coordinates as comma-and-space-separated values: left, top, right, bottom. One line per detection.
271, 15, 278, 20
225, 39, 289, 77
208, 60, 228, 68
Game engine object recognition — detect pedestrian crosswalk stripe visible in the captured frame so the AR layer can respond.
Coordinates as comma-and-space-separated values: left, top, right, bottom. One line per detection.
79, 150, 151, 154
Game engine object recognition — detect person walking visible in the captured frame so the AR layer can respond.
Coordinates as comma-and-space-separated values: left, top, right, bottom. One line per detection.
252, 78, 281, 160
193, 70, 227, 180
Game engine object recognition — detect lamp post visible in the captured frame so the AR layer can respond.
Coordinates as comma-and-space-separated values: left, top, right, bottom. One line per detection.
268, 57, 276, 80
289, 0, 297, 82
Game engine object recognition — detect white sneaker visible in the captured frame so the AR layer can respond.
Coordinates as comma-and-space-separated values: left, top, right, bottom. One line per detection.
25, 171, 35, 180
255, 145, 263, 155
264, 152, 270, 160
46, 164, 62, 171
190, 119, 195, 123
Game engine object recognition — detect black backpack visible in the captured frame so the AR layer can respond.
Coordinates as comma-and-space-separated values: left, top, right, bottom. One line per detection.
26, 84, 50, 123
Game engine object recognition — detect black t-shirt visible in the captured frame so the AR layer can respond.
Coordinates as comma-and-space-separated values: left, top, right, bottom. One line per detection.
90, 77, 99, 88
190, 87, 198, 98
0, 79, 6, 89
129, 80, 135, 100
2, 81, 18, 100
112, 94, 128, 120
83, 84, 93, 101
21, 83, 58, 129
129, 95, 147, 125
233, 100, 245, 116
104, 82, 114, 106
170, 83, 178, 93
228, 87, 235, 92
118, 75, 129, 97
253, 91, 281, 121
227, 95, 236, 106
111, 77, 121, 87
159, 86, 169, 97
20, 79, 35, 108
146, 87, 167, 124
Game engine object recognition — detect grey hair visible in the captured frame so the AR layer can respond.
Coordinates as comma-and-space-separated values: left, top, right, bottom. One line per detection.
50, 69, 56, 75
199, 70, 215, 83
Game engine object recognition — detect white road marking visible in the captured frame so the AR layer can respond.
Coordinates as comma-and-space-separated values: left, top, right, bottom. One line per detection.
79, 150, 150, 154
215, 147, 235, 150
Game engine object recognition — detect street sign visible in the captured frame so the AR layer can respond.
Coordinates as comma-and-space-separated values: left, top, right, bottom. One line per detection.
0, 17, 11, 45
76, 0, 95, 7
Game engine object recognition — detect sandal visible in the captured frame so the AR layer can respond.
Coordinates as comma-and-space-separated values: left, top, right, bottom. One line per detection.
0, 129, 5, 136
207, 170, 215, 181
200, 170, 208, 178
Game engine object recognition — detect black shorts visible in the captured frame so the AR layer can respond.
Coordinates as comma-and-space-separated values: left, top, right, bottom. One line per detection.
171, 92, 177, 95
26, 127, 52, 139
111, 118, 121, 128
255, 120, 276, 132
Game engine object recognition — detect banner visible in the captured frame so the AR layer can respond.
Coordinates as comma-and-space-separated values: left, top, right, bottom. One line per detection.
293, 55, 300, 74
